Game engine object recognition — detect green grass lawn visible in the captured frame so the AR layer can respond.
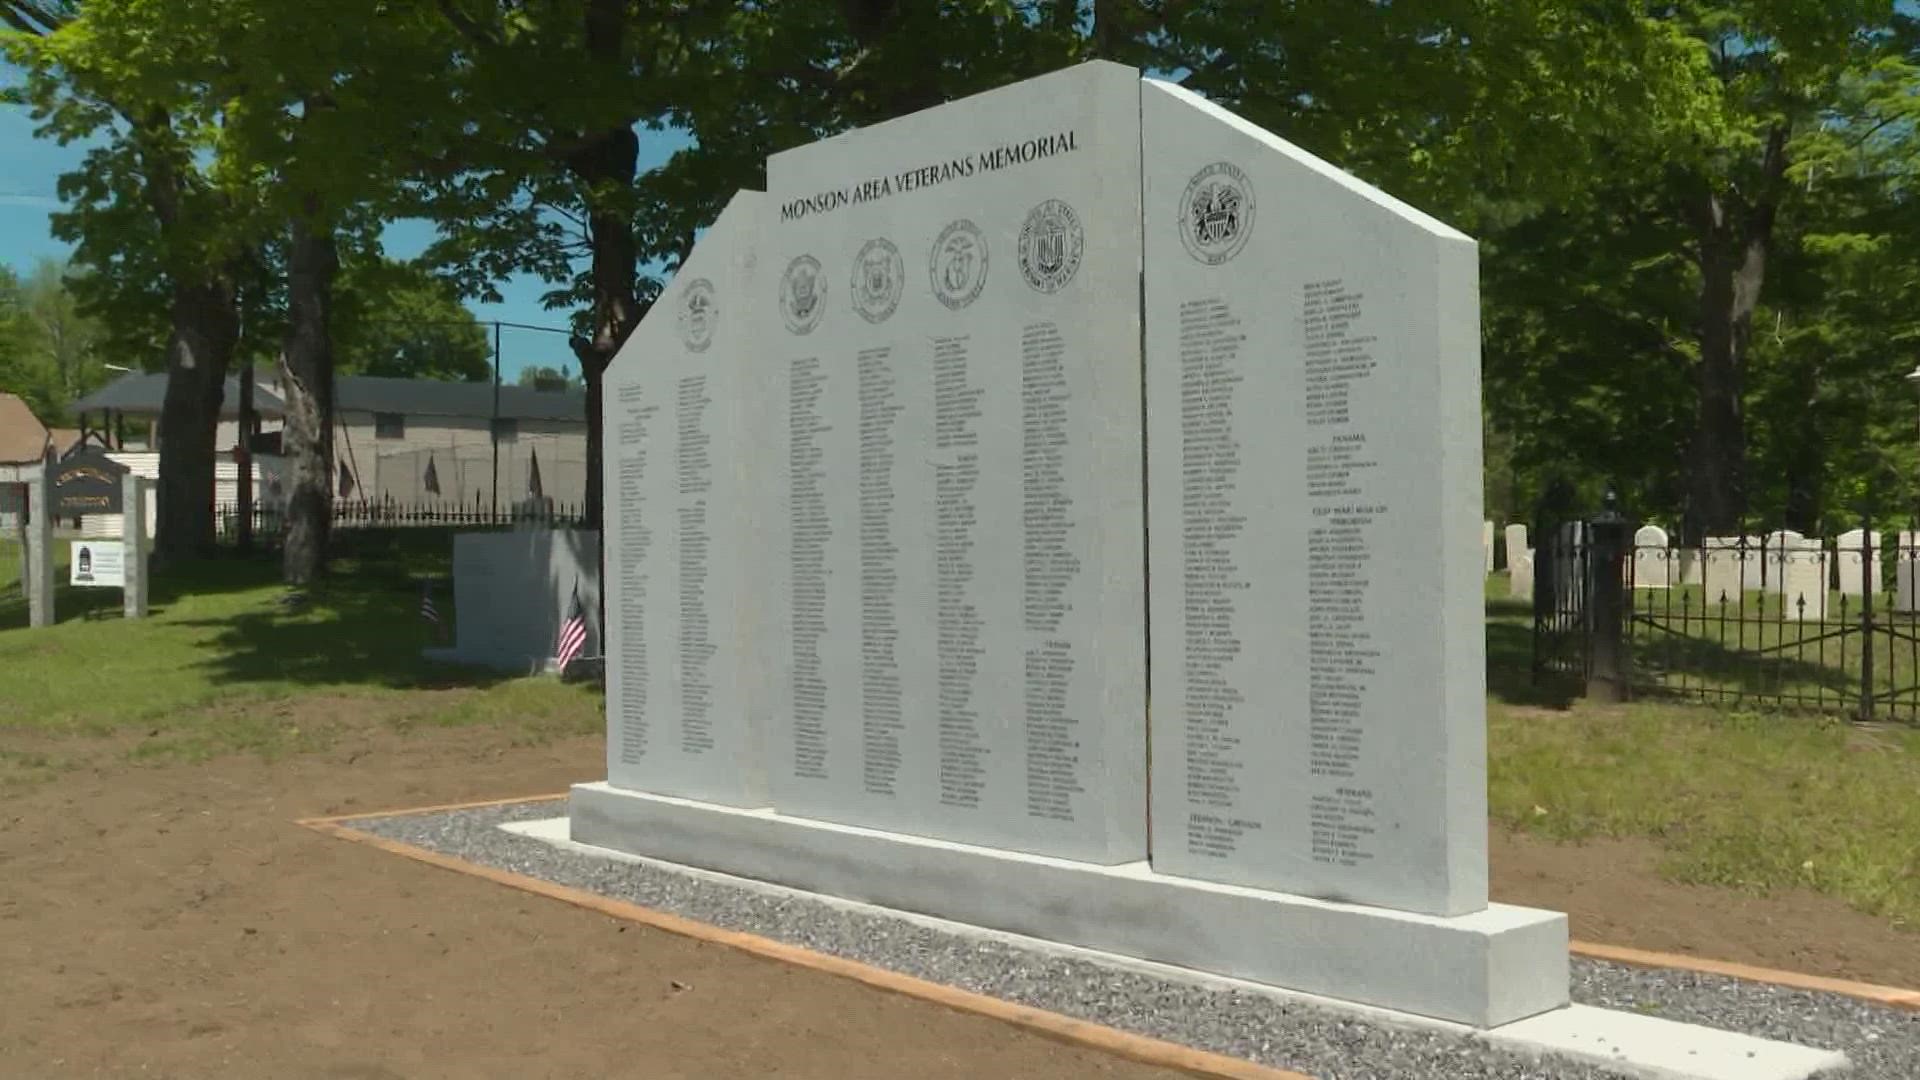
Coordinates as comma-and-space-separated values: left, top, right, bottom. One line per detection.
1, 550, 1915, 932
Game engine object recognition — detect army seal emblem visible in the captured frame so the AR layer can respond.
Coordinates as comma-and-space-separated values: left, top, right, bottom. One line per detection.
850, 238, 904, 324
1179, 161, 1254, 265
677, 277, 716, 352
1018, 199, 1084, 293
780, 255, 825, 335
928, 220, 988, 310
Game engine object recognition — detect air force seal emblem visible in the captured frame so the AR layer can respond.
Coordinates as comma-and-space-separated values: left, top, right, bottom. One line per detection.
780, 255, 826, 335
929, 220, 988, 310
851, 238, 904, 324
1178, 162, 1254, 266
1018, 199, 1084, 293
677, 277, 716, 353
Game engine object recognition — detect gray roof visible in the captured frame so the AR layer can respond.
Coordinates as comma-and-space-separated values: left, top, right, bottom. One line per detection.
69, 372, 584, 424
336, 376, 584, 422
71, 373, 288, 419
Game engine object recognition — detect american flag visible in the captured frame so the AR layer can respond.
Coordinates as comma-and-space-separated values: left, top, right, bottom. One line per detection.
419, 581, 440, 626
554, 582, 588, 673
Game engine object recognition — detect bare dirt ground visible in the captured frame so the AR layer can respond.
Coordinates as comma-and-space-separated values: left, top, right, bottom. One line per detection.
2, 720, 1916, 1079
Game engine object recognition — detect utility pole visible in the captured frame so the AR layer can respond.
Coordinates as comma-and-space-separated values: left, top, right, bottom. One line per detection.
491, 321, 502, 520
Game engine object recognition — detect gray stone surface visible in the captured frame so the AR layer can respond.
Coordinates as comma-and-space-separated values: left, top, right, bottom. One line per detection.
26, 464, 52, 628
439, 528, 600, 672
121, 474, 148, 618
754, 60, 1148, 863
355, 801, 1899, 1080
602, 192, 769, 808
1141, 78, 1487, 916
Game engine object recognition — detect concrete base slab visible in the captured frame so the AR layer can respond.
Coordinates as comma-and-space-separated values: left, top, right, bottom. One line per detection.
1486, 1006, 1848, 1080
567, 782, 1569, 1027
513, 810, 1848, 1079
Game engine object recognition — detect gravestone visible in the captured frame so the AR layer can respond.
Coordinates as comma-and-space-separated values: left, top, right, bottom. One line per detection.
1835, 528, 1883, 600
1895, 532, 1920, 614
1701, 536, 1759, 608
602, 191, 770, 807
1509, 548, 1534, 599
1631, 525, 1670, 590
1763, 532, 1827, 621
750, 60, 1148, 861
427, 529, 600, 673
1503, 523, 1526, 573
1143, 78, 1485, 915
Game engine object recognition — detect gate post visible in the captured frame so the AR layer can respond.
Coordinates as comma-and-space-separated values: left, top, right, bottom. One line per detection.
1587, 492, 1631, 703
1858, 508, 1875, 723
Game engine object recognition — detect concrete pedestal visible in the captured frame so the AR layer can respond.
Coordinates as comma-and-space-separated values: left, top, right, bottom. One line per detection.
569, 781, 1569, 1027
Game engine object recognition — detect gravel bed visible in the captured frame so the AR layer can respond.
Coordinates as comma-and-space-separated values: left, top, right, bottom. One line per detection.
353, 801, 1915, 1079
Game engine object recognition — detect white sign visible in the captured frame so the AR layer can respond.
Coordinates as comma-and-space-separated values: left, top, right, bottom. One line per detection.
70, 540, 125, 588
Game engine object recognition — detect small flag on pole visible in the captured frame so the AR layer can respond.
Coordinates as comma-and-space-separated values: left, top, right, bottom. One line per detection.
527, 447, 545, 500
554, 580, 588, 674
423, 454, 441, 496
420, 581, 440, 626
338, 459, 356, 498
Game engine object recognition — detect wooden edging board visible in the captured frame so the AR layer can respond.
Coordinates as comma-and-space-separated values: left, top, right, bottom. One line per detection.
297, 792, 1920, 1080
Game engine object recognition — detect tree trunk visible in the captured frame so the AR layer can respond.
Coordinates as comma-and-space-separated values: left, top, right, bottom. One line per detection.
280, 215, 340, 586
1684, 128, 1785, 538
153, 277, 239, 564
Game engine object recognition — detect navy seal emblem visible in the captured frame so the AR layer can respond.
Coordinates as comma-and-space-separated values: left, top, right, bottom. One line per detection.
1178, 162, 1254, 265
1018, 199, 1084, 293
929, 220, 988, 310
780, 255, 825, 335
851, 238, 904, 324
677, 277, 716, 352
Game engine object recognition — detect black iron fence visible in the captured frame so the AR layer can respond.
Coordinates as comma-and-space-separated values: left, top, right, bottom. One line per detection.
1534, 512, 1920, 723
215, 496, 586, 541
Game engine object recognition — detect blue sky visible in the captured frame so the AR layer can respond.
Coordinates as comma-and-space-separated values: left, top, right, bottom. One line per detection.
0, 65, 692, 381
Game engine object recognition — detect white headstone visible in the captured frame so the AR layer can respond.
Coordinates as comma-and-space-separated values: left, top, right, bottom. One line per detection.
1503, 523, 1527, 573
1509, 549, 1534, 600
756, 61, 1148, 862
1834, 528, 1883, 600
1143, 79, 1485, 916
1700, 536, 1759, 609
1895, 532, 1920, 614
602, 191, 768, 807
1631, 524, 1670, 590
1761, 532, 1827, 620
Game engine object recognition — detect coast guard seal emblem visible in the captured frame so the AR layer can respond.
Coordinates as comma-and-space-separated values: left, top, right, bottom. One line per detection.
851, 238, 904, 324
1018, 199, 1084, 293
1178, 162, 1254, 265
677, 277, 716, 352
780, 255, 825, 335
929, 220, 988, 310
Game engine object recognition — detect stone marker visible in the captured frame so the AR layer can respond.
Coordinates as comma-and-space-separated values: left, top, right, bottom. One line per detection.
1763, 532, 1827, 621
1143, 78, 1484, 916
1834, 528, 1882, 600
1503, 523, 1526, 574
602, 191, 770, 808
26, 463, 53, 628
1895, 531, 1920, 614
753, 60, 1148, 862
1631, 525, 1670, 590
1701, 536, 1759, 608
1483, 520, 1495, 573
1509, 549, 1534, 599
122, 474, 149, 618
427, 529, 600, 673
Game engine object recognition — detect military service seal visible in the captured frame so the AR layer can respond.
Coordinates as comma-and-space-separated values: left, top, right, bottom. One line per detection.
677, 277, 716, 352
779, 255, 826, 335
1017, 199, 1084, 293
1178, 161, 1254, 266
928, 220, 988, 310
851, 238, 904, 324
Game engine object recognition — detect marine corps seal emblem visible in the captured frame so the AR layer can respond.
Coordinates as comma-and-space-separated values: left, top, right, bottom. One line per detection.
677, 277, 716, 352
851, 238, 904, 324
1178, 162, 1254, 266
780, 255, 825, 335
1018, 199, 1084, 293
928, 220, 988, 310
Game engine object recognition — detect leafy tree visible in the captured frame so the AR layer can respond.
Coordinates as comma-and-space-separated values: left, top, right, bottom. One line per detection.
516, 364, 582, 391
333, 259, 491, 382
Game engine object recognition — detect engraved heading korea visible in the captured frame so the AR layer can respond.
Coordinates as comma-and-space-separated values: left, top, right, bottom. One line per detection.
1018, 198, 1085, 293
851, 238, 905, 324
780, 255, 826, 335
677, 277, 717, 352
1178, 161, 1254, 266
929, 220, 988, 310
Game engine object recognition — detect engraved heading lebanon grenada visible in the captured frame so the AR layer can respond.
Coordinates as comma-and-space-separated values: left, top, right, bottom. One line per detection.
780, 255, 826, 335
678, 278, 716, 352
851, 238, 904, 324
1179, 162, 1254, 266
1018, 199, 1085, 293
